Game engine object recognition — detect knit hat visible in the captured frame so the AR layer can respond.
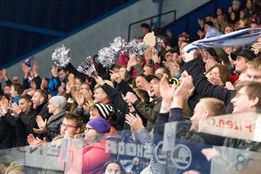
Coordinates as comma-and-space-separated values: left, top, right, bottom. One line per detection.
49, 96, 67, 110
87, 117, 110, 134
94, 103, 115, 119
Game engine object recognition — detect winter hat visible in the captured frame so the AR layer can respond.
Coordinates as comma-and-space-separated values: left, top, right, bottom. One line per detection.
94, 103, 115, 119
231, 48, 256, 61
87, 117, 110, 134
49, 96, 67, 110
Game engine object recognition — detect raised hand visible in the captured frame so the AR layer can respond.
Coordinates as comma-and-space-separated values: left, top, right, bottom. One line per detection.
51, 66, 58, 77
225, 81, 235, 90
21, 63, 30, 78
124, 92, 138, 104
27, 134, 47, 146
172, 74, 194, 108
160, 74, 175, 102
159, 74, 176, 113
109, 70, 121, 83
33, 115, 47, 134
33, 62, 39, 77
74, 91, 84, 107
93, 76, 105, 86
27, 134, 37, 145
127, 54, 138, 71
125, 113, 144, 132
66, 81, 74, 94
206, 69, 223, 86
58, 83, 65, 93
198, 18, 204, 27
81, 87, 92, 101
83, 102, 90, 112
175, 75, 194, 98
152, 50, 160, 63
1, 97, 10, 114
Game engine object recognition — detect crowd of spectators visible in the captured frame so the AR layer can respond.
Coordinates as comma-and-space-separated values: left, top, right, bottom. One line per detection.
0, 0, 261, 173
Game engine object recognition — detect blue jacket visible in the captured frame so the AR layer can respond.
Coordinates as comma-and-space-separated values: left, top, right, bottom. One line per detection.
48, 76, 61, 96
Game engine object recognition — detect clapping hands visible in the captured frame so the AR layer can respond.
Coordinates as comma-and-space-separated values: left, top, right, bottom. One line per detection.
33, 115, 47, 134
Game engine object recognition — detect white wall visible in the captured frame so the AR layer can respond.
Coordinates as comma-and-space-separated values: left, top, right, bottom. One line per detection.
7, 0, 208, 80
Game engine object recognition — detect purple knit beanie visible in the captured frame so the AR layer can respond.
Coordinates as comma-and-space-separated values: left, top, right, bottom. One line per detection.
87, 117, 110, 134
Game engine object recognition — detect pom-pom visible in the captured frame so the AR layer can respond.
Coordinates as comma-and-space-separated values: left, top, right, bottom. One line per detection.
126, 39, 148, 56
97, 36, 127, 68
97, 47, 117, 68
110, 36, 127, 53
51, 45, 71, 68
77, 56, 98, 77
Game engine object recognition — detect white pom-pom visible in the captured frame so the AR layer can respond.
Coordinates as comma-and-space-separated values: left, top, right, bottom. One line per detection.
97, 36, 127, 68
51, 45, 71, 68
110, 36, 127, 53
127, 39, 148, 56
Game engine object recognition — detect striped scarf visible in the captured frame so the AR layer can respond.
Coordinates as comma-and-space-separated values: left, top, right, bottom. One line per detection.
184, 28, 261, 53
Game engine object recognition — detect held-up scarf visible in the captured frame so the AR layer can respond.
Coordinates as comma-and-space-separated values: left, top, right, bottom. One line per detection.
184, 28, 261, 53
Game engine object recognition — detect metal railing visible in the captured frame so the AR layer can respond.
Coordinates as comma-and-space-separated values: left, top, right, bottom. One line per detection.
127, 9, 176, 41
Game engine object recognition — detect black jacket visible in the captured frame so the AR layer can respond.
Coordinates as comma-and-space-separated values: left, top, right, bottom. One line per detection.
44, 111, 66, 141
101, 83, 129, 131
15, 109, 38, 146
0, 114, 16, 149
182, 58, 236, 113
36, 102, 51, 120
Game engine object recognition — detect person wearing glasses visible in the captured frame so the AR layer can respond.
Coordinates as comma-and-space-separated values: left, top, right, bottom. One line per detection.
27, 112, 84, 145
58, 117, 111, 174
57, 113, 83, 140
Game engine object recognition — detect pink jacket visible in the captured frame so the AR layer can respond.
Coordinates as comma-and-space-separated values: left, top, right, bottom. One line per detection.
81, 141, 110, 174
58, 140, 110, 174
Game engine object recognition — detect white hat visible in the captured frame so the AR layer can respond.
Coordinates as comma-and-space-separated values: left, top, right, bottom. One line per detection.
49, 96, 67, 110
